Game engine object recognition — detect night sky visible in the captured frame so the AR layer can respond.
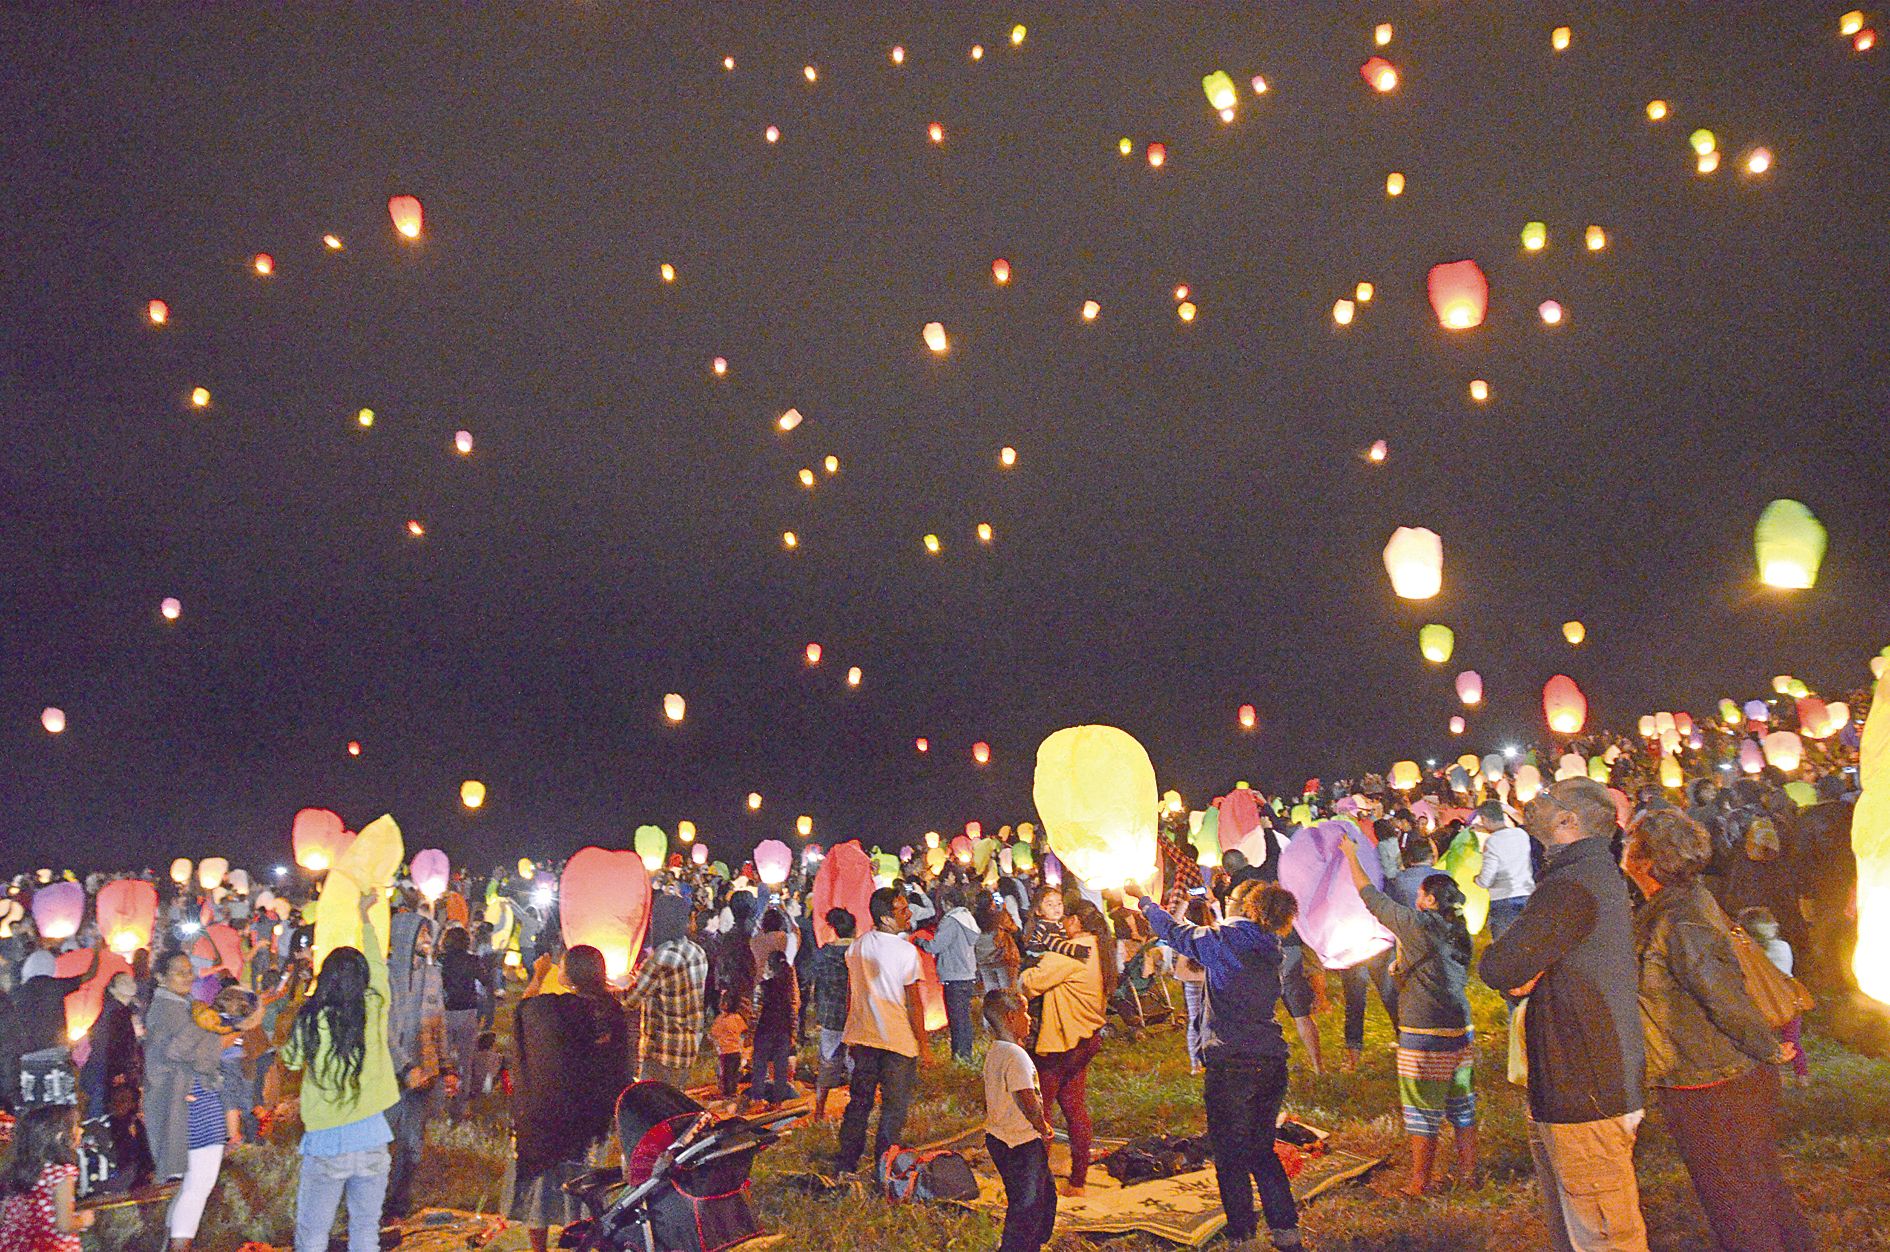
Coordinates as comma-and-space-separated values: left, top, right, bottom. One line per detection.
4, 5, 1887, 872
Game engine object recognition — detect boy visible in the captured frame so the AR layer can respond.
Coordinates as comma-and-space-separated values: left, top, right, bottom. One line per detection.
809, 909, 855, 1122
982, 989, 1056, 1252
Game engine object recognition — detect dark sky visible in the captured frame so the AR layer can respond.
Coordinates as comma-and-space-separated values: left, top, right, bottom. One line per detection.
3, 4, 1887, 872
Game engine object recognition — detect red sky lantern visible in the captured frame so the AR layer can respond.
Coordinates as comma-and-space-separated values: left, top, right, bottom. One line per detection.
915, 737, 930, 753
559, 846, 651, 985
811, 839, 876, 945
972, 741, 991, 765
96, 879, 157, 955
293, 807, 354, 873
1427, 260, 1489, 330
1359, 56, 1399, 92
1146, 142, 1166, 168
388, 195, 423, 239
1543, 675, 1588, 735
147, 299, 169, 325
58, 948, 132, 1044
950, 834, 974, 865
992, 257, 1011, 284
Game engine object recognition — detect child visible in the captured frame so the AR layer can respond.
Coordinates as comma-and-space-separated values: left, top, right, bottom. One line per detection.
740, 951, 799, 1114
809, 909, 855, 1123
981, 989, 1055, 1252
709, 990, 747, 1101
1740, 907, 1809, 1085
0, 1104, 93, 1252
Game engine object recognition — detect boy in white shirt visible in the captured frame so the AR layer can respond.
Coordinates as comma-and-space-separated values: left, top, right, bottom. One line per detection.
982, 989, 1056, 1252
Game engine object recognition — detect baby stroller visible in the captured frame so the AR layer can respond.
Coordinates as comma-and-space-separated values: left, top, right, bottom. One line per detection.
1110, 938, 1176, 1034
560, 1081, 788, 1252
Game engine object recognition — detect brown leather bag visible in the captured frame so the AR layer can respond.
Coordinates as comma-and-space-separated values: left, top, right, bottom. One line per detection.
1725, 922, 1814, 1029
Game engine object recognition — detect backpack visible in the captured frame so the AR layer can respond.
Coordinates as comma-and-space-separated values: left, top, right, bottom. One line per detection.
878, 1145, 981, 1202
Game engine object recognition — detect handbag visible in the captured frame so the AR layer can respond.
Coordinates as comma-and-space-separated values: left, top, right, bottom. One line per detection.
1506, 998, 1528, 1086
1725, 923, 1814, 1029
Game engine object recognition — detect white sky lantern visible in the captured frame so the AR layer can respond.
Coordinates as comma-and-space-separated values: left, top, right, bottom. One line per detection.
169, 857, 192, 885
197, 857, 228, 891
454, 430, 473, 455
1513, 764, 1543, 803
663, 692, 686, 723
1383, 526, 1443, 599
1556, 753, 1587, 782
778, 408, 803, 432
1762, 730, 1804, 772
922, 322, 949, 353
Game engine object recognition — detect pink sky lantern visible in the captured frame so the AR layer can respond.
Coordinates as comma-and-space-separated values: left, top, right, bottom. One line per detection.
560, 846, 651, 985
1543, 674, 1588, 735
754, 839, 793, 886
32, 881, 85, 941
690, 843, 708, 866
972, 741, 992, 765
1427, 259, 1488, 330
1278, 821, 1394, 969
97, 879, 157, 955
58, 948, 132, 1048
1739, 739, 1765, 774
1219, 787, 1271, 864
950, 834, 974, 864
388, 194, 423, 239
1455, 671, 1483, 705
411, 848, 451, 902
293, 808, 354, 873
192, 923, 244, 978
811, 839, 876, 946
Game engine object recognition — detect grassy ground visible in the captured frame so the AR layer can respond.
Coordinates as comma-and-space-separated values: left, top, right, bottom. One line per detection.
91, 975, 1890, 1250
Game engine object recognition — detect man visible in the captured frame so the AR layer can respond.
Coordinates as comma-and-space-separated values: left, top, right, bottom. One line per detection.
809, 908, 855, 1122
1479, 778, 1647, 1252
833, 887, 927, 1174
1473, 800, 1535, 941
916, 887, 979, 1064
384, 911, 446, 1222
620, 893, 708, 1090
1386, 836, 1439, 907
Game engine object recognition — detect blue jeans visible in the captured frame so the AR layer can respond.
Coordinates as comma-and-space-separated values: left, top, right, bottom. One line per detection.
836, 1045, 918, 1170
1182, 981, 1208, 1067
1342, 949, 1399, 1052
1487, 896, 1527, 941
987, 1133, 1056, 1252
943, 980, 977, 1062
747, 1030, 794, 1104
296, 1147, 391, 1252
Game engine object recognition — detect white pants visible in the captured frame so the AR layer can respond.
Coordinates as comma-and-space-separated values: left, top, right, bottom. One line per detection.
169, 1143, 226, 1238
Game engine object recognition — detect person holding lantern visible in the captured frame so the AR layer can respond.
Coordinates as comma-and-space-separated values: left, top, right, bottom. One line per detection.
618, 892, 708, 1091
833, 887, 927, 1176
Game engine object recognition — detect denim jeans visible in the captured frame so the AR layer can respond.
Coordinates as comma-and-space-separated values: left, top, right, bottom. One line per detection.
1203, 1060, 1298, 1243
987, 1133, 1056, 1252
942, 980, 978, 1062
835, 1045, 918, 1171
1487, 896, 1528, 942
748, 1030, 794, 1104
296, 1147, 391, 1252
1181, 981, 1207, 1067
1341, 949, 1399, 1051
383, 1086, 436, 1221
445, 1009, 479, 1112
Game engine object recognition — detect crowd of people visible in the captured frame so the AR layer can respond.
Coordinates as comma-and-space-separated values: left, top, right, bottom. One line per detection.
0, 681, 1870, 1252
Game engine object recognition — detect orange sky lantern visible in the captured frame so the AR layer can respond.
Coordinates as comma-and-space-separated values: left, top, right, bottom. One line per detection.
1543, 675, 1588, 735
972, 741, 991, 765
97, 879, 157, 955
147, 299, 168, 325
804, 642, 822, 665
253, 253, 273, 275
1146, 143, 1166, 168
293, 807, 353, 874
388, 195, 423, 239
992, 257, 1010, 284
1427, 260, 1488, 329
1360, 57, 1398, 92
1238, 703, 1257, 730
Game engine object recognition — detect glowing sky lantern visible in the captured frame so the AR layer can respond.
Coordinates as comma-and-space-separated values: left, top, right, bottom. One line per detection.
1011, 23, 1027, 45
1661, 757, 1684, 790
460, 779, 486, 810
822, 454, 839, 474
1481, 754, 1505, 781
1239, 703, 1257, 730
754, 839, 792, 887
197, 857, 228, 891
157, 596, 181, 622
1543, 674, 1588, 735
1360, 56, 1398, 92
1375, 22, 1393, 45
889, 45, 904, 64
764, 126, 779, 144
999, 445, 1017, 467
691, 843, 708, 866
1843, 10, 1867, 35
357, 408, 375, 427
1744, 699, 1771, 724
1332, 298, 1356, 326
1251, 75, 1268, 94
1718, 698, 1742, 726
1514, 764, 1543, 804
1389, 760, 1421, 791
927, 121, 944, 144
1033, 725, 1159, 887
923, 533, 941, 554
1146, 142, 1166, 168
1427, 260, 1488, 330
976, 523, 993, 544
1762, 731, 1804, 772
747, 791, 763, 811
713, 356, 729, 375
803, 64, 818, 82
811, 840, 876, 946
1353, 281, 1375, 304
293, 807, 352, 874
1857, 28, 1877, 51
1177, 301, 1197, 322
633, 825, 667, 872
147, 299, 168, 325
1449, 716, 1467, 735
796, 813, 815, 836
846, 664, 863, 686
1558, 621, 1585, 647
323, 233, 344, 250
663, 692, 685, 723
1456, 671, 1483, 705
1754, 499, 1826, 589
1697, 151, 1720, 174
1439, 827, 1489, 934
32, 881, 84, 941
1746, 148, 1773, 175
992, 257, 1011, 284
1383, 526, 1444, 600
972, 741, 992, 765
97, 878, 157, 955
777, 408, 803, 432
253, 253, 273, 276
1539, 300, 1564, 325
1555, 753, 1586, 782
410, 848, 450, 902
454, 430, 473, 455
1799, 697, 1839, 739
1368, 439, 1388, 462
1386, 171, 1405, 196
1118, 137, 1133, 156
1739, 739, 1765, 774
804, 642, 822, 665
1521, 221, 1548, 252
59, 948, 132, 1044
1202, 70, 1237, 113
970, 44, 983, 60
169, 858, 192, 886
560, 845, 651, 984
1467, 379, 1491, 404
190, 387, 211, 409
1690, 128, 1718, 156
1638, 714, 1658, 738
660, 262, 675, 283
922, 321, 948, 353
781, 530, 798, 550
915, 737, 929, 753
1646, 99, 1669, 121
950, 834, 974, 865
388, 195, 423, 240
1585, 224, 1607, 251
1418, 624, 1455, 663
1081, 299, 1101, 320
309, 812, 402, 969
1551, 25, 1572, 50
1770, 675, 1793, 695
1279, 821, 1394, 969
1850, 665, 1890, 1000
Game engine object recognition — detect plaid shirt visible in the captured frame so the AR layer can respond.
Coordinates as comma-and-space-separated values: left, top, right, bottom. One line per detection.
622, 938, 709, 1072
810, 938, 852, 1031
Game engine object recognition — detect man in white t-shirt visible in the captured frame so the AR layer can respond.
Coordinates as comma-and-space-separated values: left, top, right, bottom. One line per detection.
1473, 801, 1536, 940
982, 989, 1055, 1252
834, 887, 928, 1173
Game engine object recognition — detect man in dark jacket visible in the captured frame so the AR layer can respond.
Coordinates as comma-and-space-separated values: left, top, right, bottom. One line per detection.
1479, 778, 1648, 1252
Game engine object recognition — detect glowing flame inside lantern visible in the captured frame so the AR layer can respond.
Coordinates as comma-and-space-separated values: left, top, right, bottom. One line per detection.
388, 195, 423, 239
1543, 675, 1588, 735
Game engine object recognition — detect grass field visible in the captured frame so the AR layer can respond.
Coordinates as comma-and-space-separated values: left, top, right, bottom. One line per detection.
91, 974, 1890, 1251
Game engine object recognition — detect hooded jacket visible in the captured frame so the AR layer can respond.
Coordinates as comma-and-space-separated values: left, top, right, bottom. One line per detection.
917, 906, 980, 983
387, 912, 446, 1089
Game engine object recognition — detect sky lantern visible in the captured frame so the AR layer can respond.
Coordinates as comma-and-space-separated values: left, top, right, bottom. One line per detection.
1011, 23, 1027, 44
460, 779, 486, 810
1146, 142, 1166, 168
1449, 716, 1467, 735
1762, 731, 1804, 772
1551, 25, 1572, 50
1355, 281, 1374, 303
1081, 299, 1101, 320
59, 948, 132, 1044
454, 430, 473, 455
847, 664, 862, 686
805, 642, 822, 665
197, 857, 228, 891
764, 126, 779, 144
410, 848, 450, 902
1513, 764, 1543, 804
1543, 675, 1588, 735
1238, 703, 1257, 730
560, 846, 651, 985
1481, 754, 1505, 781
1202, 70, 1237, 113
1178, 301, 1197, 322
1554, 754, 1585, 782
1585, 224, 1607, 251
799, 466, 818, 487
970, 44, 984, 60
1418, 624, 1455, 663
1740, 739, 1765, 774
169, 858, 192, 885
1468, 379, 1490, 403
1746, 147, 1773, 175
811, 840, 876, 945
388, 195, 423, 240
1368, 439, 1388, 462
950, 834, 974, 866
822, 454, 839, 474
1646, 99, 1669, 121
1250, 74, 1268, 94
663, 692, 685, 723
923, 532, 942, 554
1562, 620, 1586, 645
1117, 137, 1133, 156
660, 262, 675, 283
927, 121, 945, 144
755, 839, 792, 886
888, 45, 904, 64
747, 791, 763, 811
1375, 22, 1393, 45
1587, 757, 1610, 784
1521, 221, 1548, 252
922, 321, 948, 353
357, 408, 374, 427
1660, 757, 1684, 790
1719, 698, 1742, 726
1279, 822, 1395, 969
97, 879, 157, 956
690, 843, 708, 867
1754, 499, 1826, 589
147, 299, 168, 325
1842, 10, 1866, 35
1745, 698, 1772, 724
32, 881, 85, 941
1033, 725, 1160, 887
1690, 128, 1718, 156
915, 737, 930, 753
323, 233, 344, 249
1799, 697, 1838, 739
1427, 260, 1488, 330
407, 519, 426, 538
633, 825, 667, 872
1386, 171, 1405, 196
795, 814, 815, 837
252, 253, 273, 276
1383, 526, 1443, 600
976, 522, 994, 544
159, 596, 181, 621
972, 741, 992, 765
1697, 151, 1720, 174
1360, 56, 1398, 92
1850, 666, 1890, 1000
1638, 714, 1658, 738
675, 820, 696, 845
190, 387, 211, 409
781, 530, 798, 550
999, 445, 1017, 467
293, 808, 352, 873
777, 408, 803, 432
1332, 298, 1355, 326
713, 356, 730, 376
311, 814, 402, 970
1389, 760, 1421, 791
992, 257, 1011, 284
1539, 300, 1564, 325
1858, 28, 1877, 51
1456, 671, 1483, 705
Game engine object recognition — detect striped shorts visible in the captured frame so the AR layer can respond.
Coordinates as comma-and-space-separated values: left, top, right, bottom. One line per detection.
1396, 1029, 1474, 1137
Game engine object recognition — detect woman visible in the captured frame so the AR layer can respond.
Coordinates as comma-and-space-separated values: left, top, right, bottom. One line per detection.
1127, 878, 1303, 1252
1340, 834, 1477, 1195
1170, 895, 1213, 1074
507, 945, 628, 1252
282, 891, 398, 1252
1623, 809, 1815, 1252
142, 950, 227, 1251
1017, 899, 1114, 1198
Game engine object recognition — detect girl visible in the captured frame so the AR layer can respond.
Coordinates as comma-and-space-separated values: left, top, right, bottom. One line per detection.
1171, 895, 1214, 1073
0, 1105, 92, 1251
709, 990, 747, 1099
1339, 834, 1477, 1195
740, 951, 799, 1113
1017, 900, 1116, 1198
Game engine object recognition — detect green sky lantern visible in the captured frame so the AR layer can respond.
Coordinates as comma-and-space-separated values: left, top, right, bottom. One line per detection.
1754, 498, 1827, 589
633, 824, 667, 871
1419, 624, 1455, 663
1201, 70, 1237, 112
1689, 127, 1717, 156
1521, 220, 1547, 251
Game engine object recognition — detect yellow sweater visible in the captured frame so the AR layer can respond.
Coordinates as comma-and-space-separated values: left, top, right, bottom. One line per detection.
1018, 937, 1106, 1054
282, 918, 399, 1131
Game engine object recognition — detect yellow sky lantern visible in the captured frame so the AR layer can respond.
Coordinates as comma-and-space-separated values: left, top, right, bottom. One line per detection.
1390, 760, 1421, 791
1854, 667, 1890, 1001
1081, 299, 1101, 320
781, 530, 797, 549
747, 791, 763, 811
805, 642, 822, 665
846, 665, 862, 687
1375, 22, 1393, 46
1177, 301, 1196, 322
677, 820, 696, 843
970, 44, 984, 60
388, 195, 423, 240
1563, 620, 1586, 645
1521, 221, 1547, 251
1174, 285, 1189, 301
1354, 281, 1374, 303
663, 693, 685, 723
1754, 498, 1826, 588
923, 532, 941, 554
1118, 137, 1133, 156
999, 445, 1017, 467
1551, 25, 1571, 50
1419, 624, 1455, 663
1011, 24, 1027, 45
923, 321, 948, 352
323, 233, 344, 250
1585, 224, 1607, 251
823, 454, 839, 474
634, 825, 667, 872
1202, 70, 1238, 113
1034, 725, 1159, 886
1386, 171, 1405, 196
798, 468, 815, 487
190, 387, 211, 408
253, 253, 273, 275
777, 408, 802, 432
1646, 99, 1669, 121
1469, 379, 1490, 402
1690, 128, 1717, 156
357, 408, 374, 427
1513, 764, 1542, 803
1383, 526, 1443, 599
660, 262, 675, 283
1843, 10, 1867, 35
977, 522, 993, 544
1332, 298, 1355, 326
460, 779, 486, 810
1660, 756, 1684, 790
147, 299, 168, 325
1763, 730, 1804, 772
